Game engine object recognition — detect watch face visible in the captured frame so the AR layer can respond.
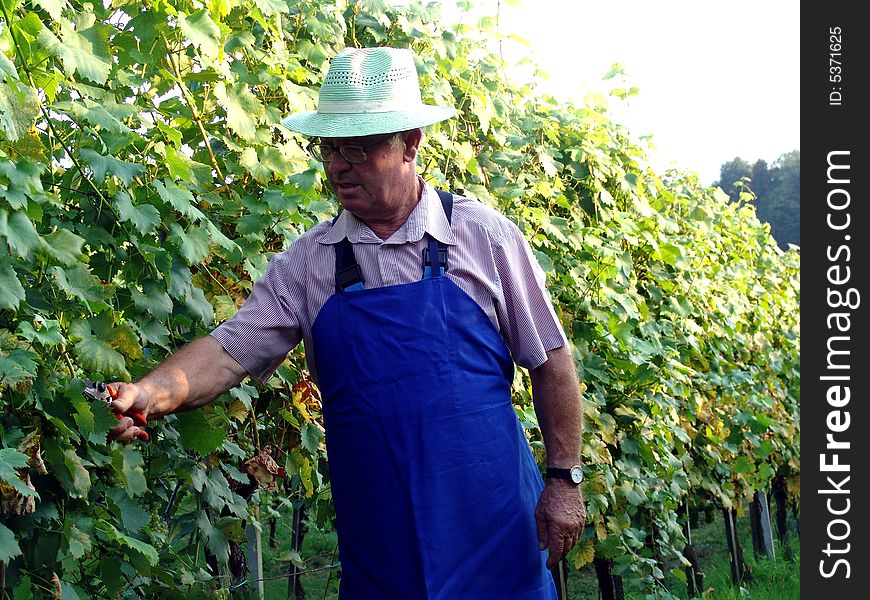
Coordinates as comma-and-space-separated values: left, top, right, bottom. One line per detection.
570, 466, 583, 484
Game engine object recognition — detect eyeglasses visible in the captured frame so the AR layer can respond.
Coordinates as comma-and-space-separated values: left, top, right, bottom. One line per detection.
306, 135, 395, 164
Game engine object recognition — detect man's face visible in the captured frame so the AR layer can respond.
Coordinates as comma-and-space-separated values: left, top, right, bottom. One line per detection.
320, 133, 409, 221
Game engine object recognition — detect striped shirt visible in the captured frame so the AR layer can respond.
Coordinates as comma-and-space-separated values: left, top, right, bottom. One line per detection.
211, 179, 567, 384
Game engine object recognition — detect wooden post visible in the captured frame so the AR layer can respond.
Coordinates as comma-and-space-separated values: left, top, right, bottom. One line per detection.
245, 503, 264, 600
723, 507, 753, 587
772, 476, 794, 561
287, 503, 307, 599
749, 491, 776, 559
593, 557, 624, 600
756, 491, 776, 559
722, 508, 742, 586
550, 559, 569, 600
679, 502, 703, 597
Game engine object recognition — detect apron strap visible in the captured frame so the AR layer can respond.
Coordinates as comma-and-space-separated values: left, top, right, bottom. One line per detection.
423, 188, 453, 278
333, 189, 454, 292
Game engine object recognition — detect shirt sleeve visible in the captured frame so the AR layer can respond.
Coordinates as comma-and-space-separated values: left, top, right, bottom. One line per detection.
210, 250, 302, 383
491, 217, 568, 370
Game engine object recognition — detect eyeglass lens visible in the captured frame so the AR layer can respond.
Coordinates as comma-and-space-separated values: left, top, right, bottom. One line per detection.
308, 135, 393, 163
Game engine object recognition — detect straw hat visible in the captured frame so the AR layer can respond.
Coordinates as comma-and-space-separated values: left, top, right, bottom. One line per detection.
282, 47, 457, 138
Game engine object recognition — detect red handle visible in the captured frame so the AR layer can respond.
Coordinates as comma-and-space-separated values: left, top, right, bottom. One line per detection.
106, 385, 149, 441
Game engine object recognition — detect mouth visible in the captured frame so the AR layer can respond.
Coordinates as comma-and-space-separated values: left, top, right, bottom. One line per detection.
334, 182, 362, 194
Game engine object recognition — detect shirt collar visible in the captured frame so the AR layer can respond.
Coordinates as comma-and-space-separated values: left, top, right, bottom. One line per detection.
317, 178, 456, 246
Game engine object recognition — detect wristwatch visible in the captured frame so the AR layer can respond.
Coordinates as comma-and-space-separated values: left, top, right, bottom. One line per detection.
546, 465, 584, 484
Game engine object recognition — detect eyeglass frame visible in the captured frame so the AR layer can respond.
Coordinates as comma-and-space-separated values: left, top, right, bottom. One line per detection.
306, 133, 398, 164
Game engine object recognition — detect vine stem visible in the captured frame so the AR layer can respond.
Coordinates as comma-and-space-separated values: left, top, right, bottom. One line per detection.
1, 2, 110, 210
160, 33, 227, 184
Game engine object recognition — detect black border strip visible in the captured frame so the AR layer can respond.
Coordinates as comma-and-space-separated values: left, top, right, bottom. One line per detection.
802, 4, 868, 596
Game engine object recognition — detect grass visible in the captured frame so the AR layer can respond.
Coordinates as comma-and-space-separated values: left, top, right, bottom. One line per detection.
254, 503, 799, 600
564, 507, 800, 600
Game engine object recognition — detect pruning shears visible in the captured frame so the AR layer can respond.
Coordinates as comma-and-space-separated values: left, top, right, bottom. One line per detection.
83, 380, 150, 441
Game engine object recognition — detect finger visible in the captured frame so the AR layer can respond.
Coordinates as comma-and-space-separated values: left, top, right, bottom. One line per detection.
535, 504, 549, 550
118, 427, 144, 444
546, 535, 565, 569
108, 416, 132, 441
109, 382, 138, 411
128, 409, 148, 426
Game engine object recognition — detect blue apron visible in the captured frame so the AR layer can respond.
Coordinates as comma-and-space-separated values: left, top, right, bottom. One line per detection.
310, 192, 556, 599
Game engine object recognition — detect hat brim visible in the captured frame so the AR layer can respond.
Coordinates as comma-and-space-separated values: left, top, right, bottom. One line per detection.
281, 105, 457, 138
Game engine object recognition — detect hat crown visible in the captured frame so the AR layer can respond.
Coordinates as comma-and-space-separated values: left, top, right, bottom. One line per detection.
281, 46, 456, 137
318, 47, 422, 108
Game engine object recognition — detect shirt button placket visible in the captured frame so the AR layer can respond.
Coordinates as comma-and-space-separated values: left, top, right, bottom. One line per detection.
378, 244, 398, 287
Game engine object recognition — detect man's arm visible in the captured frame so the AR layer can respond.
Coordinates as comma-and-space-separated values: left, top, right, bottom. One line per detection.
110, 335, 248, 443
530, 343, 587, 569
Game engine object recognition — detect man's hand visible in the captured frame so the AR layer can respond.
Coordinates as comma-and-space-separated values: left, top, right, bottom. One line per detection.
107, 382, 152, 444
104, 335, 249, 444
535, 479, 586, 569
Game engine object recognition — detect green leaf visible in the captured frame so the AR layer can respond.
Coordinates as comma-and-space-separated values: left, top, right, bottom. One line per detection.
61, 448, 91, 498
251, 0, 289, 17
62, 518, 92, 560
214, 515, 246, 543
113, 192, 161, 235
201, 468, 235, 513
50, 263, 106, 309
169, 222, 211, 264
0, 522, 22, 563
0, 158, 47, 210
240, 147, 272, 183
37, 20, 112, 85
79, 395, 118, 444
178, 9, 223, 61
53, 99, 132, 134
184, 285, 214, 324
135, 318, 171, 348
12, 574, 32, 599
58, 581, 83, 600
0, 51, 18, 82
733, 455, 755, 474
130, 283, 173, 319
214, 81, 264, 141
107, 488, 150, 533
533, 249, 554, 273
0, 259, 26, 310
79, 148, 144, 185
34, 0, 69, 21
74, 337, 129, 380
18, 317, 66, 346
154, 179, 204, 221
41, 228, 85, 265
0, 448, 39, 499
175, 410, 226, 455
110, 445, 147, 497
0, 349, 38, 387
621, 481, 647, 506
106, 321, 143, 359
196, 510, 229, 566
300, 422, 323, 454
0, 209, 40, 259
107, 525, 158, 566
0, 81, 40, 141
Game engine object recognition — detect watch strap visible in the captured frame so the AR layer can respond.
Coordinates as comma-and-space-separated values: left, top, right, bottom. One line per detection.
546, 466, 583, 483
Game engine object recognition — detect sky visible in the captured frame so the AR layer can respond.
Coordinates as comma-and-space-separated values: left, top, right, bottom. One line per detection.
438, 0, 800, 185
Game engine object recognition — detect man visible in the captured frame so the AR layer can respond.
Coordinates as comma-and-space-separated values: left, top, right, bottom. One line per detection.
110, 46, 585, 599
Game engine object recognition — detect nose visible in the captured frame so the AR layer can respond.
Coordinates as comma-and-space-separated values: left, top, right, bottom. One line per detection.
325, 151, 353, 177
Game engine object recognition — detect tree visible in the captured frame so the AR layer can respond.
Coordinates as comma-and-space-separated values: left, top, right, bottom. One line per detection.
714, 152, 800, 249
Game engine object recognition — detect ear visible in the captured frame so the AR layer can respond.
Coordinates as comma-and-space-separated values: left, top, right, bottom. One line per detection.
402, 128, 424, 162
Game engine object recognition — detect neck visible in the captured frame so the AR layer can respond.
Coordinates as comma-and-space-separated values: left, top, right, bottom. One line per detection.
363, 176, 422, 240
